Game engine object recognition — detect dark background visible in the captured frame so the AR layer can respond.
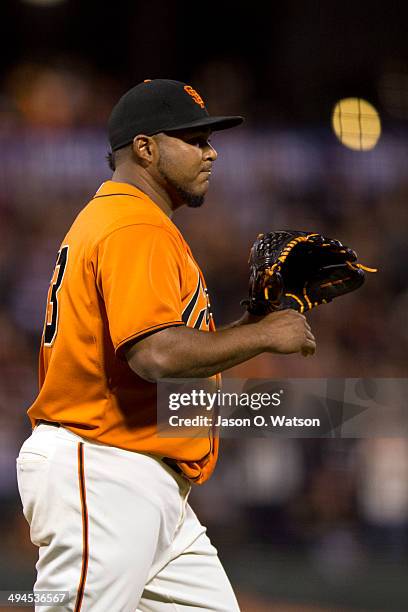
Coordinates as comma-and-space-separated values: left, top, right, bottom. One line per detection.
4, 1, 408, 123
1, 2, 408, 611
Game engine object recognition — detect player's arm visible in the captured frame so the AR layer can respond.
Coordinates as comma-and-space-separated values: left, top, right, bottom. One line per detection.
215, 310, 262, 330
125, 309, 315, 382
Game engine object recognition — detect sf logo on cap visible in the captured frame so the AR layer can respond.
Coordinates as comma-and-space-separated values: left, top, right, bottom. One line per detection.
184, 85, 205, 109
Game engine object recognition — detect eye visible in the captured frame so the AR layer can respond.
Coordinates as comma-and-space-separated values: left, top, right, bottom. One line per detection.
189, 137, 211, 148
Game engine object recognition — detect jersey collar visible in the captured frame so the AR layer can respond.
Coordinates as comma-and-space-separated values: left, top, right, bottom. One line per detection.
95, 180, 173, 217
94, 180, 152, 200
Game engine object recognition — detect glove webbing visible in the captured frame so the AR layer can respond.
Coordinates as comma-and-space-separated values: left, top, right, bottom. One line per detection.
259, 234, 377, 313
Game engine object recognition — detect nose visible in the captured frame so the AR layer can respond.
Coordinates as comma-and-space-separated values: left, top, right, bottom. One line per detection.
204, 143, 217, 162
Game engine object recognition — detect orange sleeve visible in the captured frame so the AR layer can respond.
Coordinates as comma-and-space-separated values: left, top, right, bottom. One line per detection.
96, 224, 186, 353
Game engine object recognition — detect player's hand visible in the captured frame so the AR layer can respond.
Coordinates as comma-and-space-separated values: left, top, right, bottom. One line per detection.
256, 309, 316, 356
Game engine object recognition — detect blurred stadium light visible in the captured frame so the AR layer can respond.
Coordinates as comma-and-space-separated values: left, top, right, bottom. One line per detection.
331, 98, 381, 151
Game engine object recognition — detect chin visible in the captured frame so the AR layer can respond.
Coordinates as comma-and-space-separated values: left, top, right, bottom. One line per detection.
174, 184, 206, 208
185, 194, 206, 208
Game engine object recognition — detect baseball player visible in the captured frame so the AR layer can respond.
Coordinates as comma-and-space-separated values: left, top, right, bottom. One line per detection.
16, 79, 316, 611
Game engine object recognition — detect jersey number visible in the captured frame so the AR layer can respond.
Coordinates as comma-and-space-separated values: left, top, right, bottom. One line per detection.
44, 245, 69, 346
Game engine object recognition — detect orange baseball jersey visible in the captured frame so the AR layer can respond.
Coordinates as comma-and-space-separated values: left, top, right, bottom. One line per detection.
28, 180, 219, 484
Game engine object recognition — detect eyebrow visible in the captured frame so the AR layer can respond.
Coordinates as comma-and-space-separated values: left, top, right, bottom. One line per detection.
183, 131, 212, 140
166, 128, 212, 140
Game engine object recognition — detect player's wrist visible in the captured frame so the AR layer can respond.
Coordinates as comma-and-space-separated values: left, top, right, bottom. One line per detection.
238, 312, 277, 353
221, 311, 264, 330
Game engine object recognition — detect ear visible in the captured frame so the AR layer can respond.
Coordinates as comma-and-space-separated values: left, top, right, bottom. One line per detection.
132, 135, 157, 165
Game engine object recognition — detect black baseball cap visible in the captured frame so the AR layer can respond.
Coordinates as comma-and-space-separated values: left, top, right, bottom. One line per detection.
108, 79, 244, 151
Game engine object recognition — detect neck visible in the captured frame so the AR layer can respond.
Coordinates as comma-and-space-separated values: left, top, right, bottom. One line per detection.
111, 166, 175, 218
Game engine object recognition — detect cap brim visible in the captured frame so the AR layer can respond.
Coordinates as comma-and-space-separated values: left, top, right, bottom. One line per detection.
158, 115, 244, 134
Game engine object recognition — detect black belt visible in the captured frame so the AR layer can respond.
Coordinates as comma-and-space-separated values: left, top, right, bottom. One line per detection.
162, 457, 183, 475
37, 419, 60, 427
36, 420, 183, 476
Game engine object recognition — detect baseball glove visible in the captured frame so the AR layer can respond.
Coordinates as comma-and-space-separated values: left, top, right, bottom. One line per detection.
242, 230, 377, 315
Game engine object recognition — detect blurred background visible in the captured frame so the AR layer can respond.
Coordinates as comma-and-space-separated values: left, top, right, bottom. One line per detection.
1, 1, 408, 610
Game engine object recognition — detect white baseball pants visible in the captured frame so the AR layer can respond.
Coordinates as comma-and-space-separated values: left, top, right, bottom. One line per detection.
16, 423, 240, 611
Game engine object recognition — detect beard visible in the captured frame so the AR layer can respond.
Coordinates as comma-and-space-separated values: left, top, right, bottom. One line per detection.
171, 183, 205, 208
157, 158, 206, 208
